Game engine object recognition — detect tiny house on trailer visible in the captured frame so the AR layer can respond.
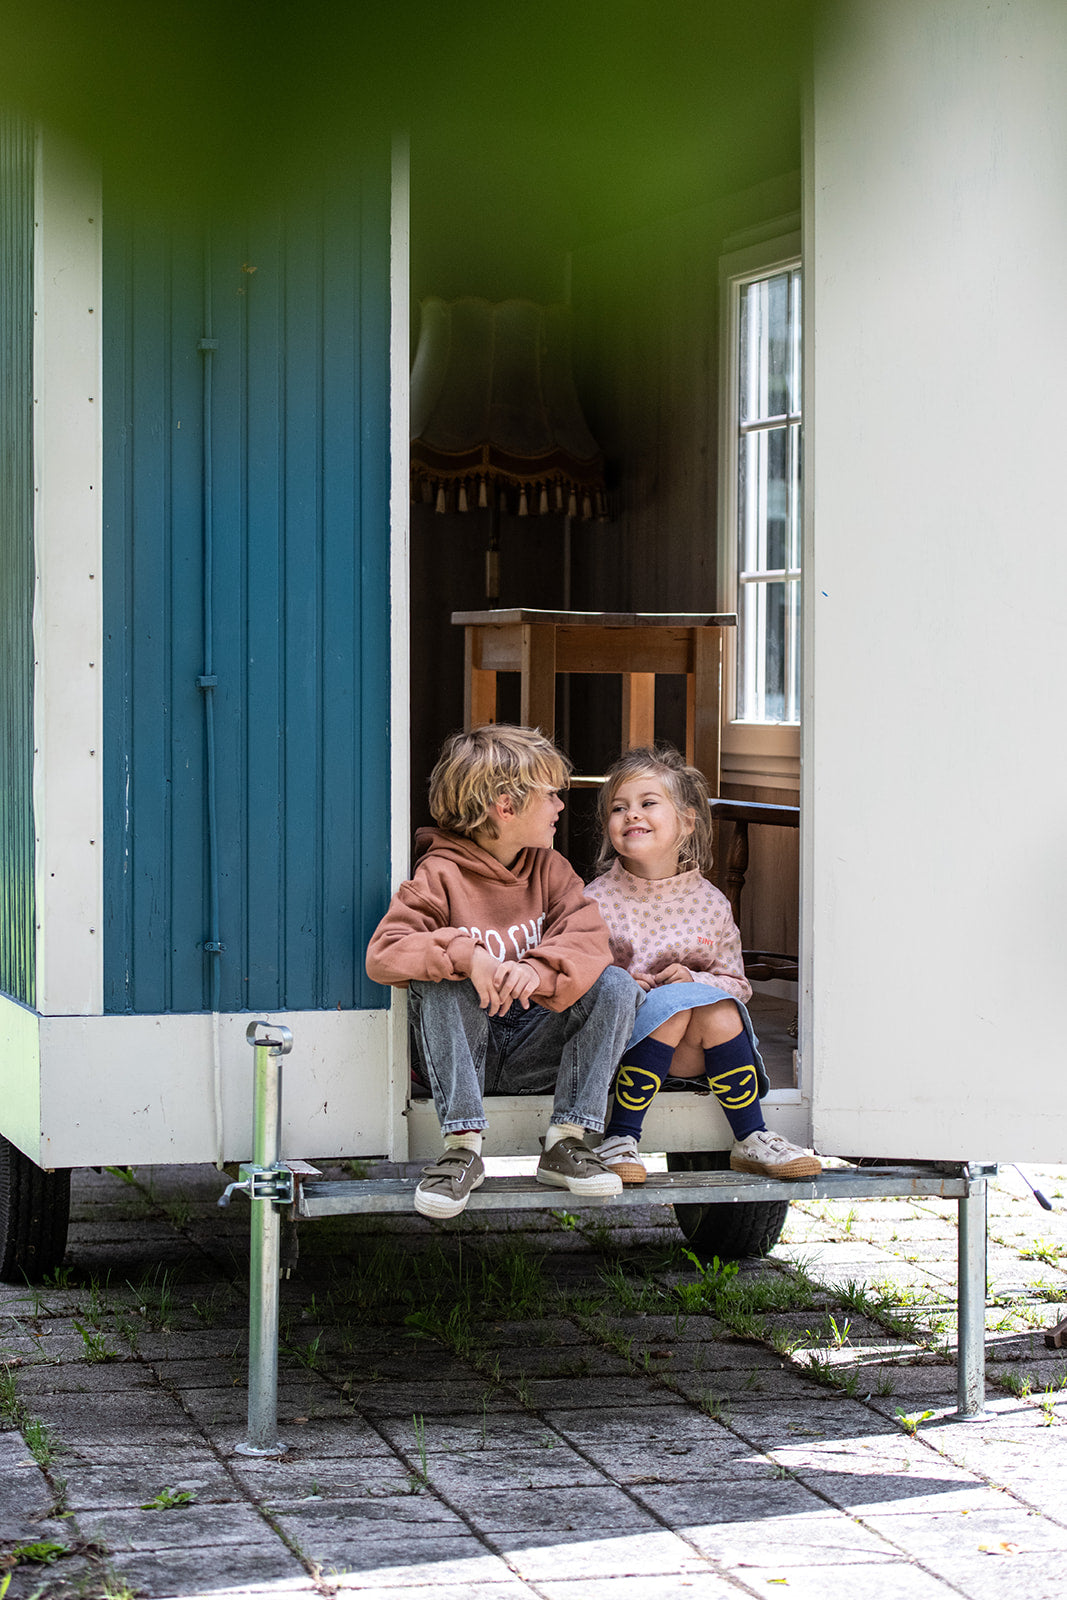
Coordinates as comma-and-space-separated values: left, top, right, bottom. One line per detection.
2, 1, 1067, 1287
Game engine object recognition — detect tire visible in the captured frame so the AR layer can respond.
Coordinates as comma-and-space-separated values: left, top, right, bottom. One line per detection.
0, 1135, 72, 1283
667, 1150, 789, 1262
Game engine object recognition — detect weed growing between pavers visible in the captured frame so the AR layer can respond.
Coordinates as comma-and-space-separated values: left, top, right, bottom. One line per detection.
0, 1364, 61, 1470
7, 1195, 966, 1454
0, 1519, 119, 1596
13, 1168, 1039, 1535
139, 1486, 197, 1509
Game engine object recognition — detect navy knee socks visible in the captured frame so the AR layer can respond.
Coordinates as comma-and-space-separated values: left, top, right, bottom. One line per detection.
704, 1030, 765, 1141
605, 1037, 675, 1141
606, 1029, 766, 1145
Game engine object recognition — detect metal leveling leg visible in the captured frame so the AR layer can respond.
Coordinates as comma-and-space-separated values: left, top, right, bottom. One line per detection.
956, 1165, 991, 1420
231, 1021, 294, 1457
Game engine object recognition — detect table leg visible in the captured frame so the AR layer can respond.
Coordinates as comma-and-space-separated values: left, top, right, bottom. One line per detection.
687, 628, 723, 794
465, 628, 497, 727
622, 673, 655, 751
520, 624, 557, 735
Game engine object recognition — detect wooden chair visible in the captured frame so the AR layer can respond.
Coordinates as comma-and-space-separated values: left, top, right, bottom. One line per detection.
710, 797, 799, 983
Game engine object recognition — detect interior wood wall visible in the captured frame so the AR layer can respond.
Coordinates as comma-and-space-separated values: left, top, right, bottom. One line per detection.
406, 171, 802, 954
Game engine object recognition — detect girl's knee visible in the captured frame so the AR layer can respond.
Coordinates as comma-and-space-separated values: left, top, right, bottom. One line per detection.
687, 999, 744, 1048
650, 1010, 691, 1048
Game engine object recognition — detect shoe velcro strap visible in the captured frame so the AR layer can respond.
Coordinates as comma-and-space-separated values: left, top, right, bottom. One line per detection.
421, 1152, 477, 1180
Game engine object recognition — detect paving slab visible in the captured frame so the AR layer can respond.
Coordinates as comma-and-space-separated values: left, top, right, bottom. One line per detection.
110, 1543, 308, 1595
418, 1445, 610, 1493
534, 1579, 752, 1600
0, 1431, 60, 1538
924, 1550, 1067, 1600
814, 1477, 1015, 1524
376, 1411, 567, 1455
4, 1161, 1067, 1599
454, 1483, 669, 1536
722, 1557, 961, 1598
15, 1359, 159, 1394
642, 1486, 899, 1567
75, 1501, 280, 1552
321, 1539, 522, 1587
61, 1460, 241, 1511
328, 1585, 537, 1600
496, 1526, 712, 1581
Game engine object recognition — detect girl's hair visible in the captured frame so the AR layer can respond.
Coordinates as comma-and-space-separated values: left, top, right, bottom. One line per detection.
594, 744, 713, 876
429, 724, 571, 839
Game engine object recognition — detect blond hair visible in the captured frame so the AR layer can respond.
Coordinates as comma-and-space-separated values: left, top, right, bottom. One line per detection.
429, 724, 571, 839
594, 744, 713, 875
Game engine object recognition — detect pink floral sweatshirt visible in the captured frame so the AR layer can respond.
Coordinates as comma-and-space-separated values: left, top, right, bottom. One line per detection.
584, 859, 751, 1004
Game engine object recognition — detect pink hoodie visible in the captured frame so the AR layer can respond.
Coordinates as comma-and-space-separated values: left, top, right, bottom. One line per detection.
365, 828, 613, 1013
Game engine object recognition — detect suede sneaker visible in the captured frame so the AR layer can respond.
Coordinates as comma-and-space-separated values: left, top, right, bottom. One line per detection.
730, 1129, 821, 1180
414, 1148, 485, 1218
596, 1133, 647, 1186
536, 1136, 622, 1197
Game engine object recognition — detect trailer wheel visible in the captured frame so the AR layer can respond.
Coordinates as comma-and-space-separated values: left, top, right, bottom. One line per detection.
666, 1150, 789, 1262
0, 1136, 71, 1283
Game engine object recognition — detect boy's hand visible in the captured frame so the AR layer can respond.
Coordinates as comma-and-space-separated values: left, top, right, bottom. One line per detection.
632, 971, 656, 992
469, 946, 505, 1013
651, 963, 692, 986
495, 960, 539, 1010
469, 949, 539, 1015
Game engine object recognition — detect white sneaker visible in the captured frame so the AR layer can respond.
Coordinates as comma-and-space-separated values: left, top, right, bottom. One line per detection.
730, 1128, 821, 1180
596, 1134, 647, 1186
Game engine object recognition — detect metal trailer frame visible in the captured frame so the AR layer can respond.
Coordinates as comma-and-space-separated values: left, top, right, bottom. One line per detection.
227, 1024, 993, 1457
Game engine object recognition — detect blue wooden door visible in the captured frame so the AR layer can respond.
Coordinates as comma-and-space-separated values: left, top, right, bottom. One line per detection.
102, 153, 393, 1015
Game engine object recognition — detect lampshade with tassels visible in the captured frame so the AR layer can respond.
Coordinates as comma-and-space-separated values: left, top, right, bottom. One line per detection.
410, 296, 608, 532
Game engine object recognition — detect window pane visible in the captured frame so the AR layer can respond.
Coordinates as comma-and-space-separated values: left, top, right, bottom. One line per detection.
737, 576, 800, 724
739, 270, 797, 423
788, 420, 802, 571
739, 426, 790, 574
733, 260, 801, 725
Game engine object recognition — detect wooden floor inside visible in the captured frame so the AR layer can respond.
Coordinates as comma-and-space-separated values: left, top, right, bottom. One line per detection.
748, 989, 798, 1093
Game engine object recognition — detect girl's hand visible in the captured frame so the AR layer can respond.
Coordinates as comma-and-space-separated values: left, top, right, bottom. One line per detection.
632, 971, 656, 992
652, 963, 692, 986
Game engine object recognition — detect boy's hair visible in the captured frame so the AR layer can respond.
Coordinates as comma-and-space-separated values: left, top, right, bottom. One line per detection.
594, 744, 714, 875
429, 724, 571, 839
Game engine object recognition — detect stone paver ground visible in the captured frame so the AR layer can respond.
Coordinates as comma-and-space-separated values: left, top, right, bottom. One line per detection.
2, 1159, 1067, 1598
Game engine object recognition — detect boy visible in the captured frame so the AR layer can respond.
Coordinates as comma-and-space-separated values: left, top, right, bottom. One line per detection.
366, 725, 640, 1219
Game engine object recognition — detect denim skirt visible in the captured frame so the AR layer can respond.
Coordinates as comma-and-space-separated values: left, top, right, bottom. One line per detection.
626, 980, 769, 1098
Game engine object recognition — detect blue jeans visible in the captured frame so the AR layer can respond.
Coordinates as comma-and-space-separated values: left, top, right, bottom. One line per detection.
408, 966, 641, 1136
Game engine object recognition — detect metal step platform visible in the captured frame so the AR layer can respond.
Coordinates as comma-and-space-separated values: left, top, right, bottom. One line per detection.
295, 1165, 976, 1216
227, 1023, 993, 1457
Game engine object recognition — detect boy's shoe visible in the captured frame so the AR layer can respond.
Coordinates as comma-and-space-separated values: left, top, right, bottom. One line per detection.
596, 1133, 647, 1186
536, 1137, 623, 1197
414, 1148, 485, 1218
730, 1129, 822, 1180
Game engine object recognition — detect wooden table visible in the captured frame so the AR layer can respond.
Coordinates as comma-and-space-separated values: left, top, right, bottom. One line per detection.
452, 608, 736, 791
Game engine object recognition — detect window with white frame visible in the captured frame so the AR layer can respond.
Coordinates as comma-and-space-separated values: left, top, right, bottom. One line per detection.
719, 234, 802, 768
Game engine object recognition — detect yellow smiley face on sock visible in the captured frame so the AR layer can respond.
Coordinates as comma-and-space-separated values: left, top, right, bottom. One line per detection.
708, 1064, 760, 1110
613, 1066, 662, 1111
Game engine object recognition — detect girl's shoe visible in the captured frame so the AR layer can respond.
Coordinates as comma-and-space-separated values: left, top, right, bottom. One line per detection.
596, 1133, 647, 1185
730, 1129, 821, 1180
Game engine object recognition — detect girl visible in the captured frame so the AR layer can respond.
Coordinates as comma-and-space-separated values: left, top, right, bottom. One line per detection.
585, 745, 820, 1185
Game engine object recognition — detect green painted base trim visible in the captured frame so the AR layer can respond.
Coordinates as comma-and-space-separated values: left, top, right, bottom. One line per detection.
0, 992, 42, 1162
